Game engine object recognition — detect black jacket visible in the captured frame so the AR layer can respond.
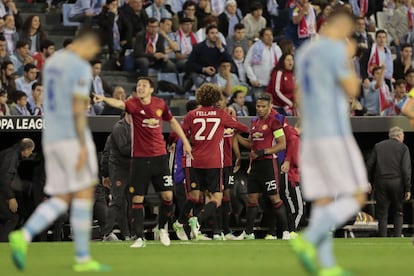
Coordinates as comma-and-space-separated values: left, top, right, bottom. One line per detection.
218, 12, 242, 38
119, 4, 148, 48
0, 142, 22, 199
367, 138, 412, 192
96, 7, 127, 52
186, 41, 231, 74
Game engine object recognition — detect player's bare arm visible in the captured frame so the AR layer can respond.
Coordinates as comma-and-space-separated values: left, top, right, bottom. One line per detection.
237, 134, 251, 149
73, 94, 89, 171
93, 94, 126, 110
232, 134, 241, 173
169, 117, 193, 159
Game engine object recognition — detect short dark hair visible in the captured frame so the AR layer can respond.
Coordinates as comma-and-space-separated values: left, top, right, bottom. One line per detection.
401, 43, 412, 52
234, 23, 245, 31
1, 61, 12, 71
186, 99, 198, 112
40, 39, 54, 51
137, 77, 155, 89
206, 24, 218, 35
160, 17, 172, 24
372, 65, 383, 75
325, 7, 355, 23
250, 1, 263, 12
256, 93, 272, 103
196, 83, 222, 107
0, 35, 5, 42
90, 59, 102, 66
0, 89, 6, 97
147, 17, 159, 25
32, 82, 42, 91
24, 63, 37, 73
63, 38, 73, 48
15, 90, 27, 101
20, 138, 35, 151
74, 28, 101, 44
16, 40, 29, 49
406, 69, 414, 77
375, 29, 387, 38
259, 27, 272, 38
393, 79, 406, 88
183, 0, 196, 10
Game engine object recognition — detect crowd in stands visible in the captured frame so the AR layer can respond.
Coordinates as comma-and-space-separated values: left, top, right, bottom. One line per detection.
0, 0, 413, 117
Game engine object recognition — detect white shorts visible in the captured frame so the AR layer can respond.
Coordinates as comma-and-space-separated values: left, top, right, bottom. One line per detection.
300, 136, 369, 201
44, 138, 98, 196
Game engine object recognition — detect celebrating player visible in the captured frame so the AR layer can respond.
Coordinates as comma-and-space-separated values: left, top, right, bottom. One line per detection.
291, 9, 369, 275
9, 29, 110, 272
173, 83, 248, 240
237, 93, 290, 240
94, 77, 192, 248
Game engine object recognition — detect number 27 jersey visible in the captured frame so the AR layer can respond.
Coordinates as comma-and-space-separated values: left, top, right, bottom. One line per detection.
182, 106, 248, 169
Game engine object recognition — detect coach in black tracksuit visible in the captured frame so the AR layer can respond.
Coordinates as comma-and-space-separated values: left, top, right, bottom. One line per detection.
367, 127, 412, 237
101, 114, 132, 240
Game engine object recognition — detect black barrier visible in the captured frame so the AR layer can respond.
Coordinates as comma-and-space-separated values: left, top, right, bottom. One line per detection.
0, 116, 413, 132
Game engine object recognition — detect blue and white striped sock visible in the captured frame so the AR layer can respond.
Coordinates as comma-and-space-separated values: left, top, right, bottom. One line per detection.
23, 197, 68, 242
70, 198, 93, 263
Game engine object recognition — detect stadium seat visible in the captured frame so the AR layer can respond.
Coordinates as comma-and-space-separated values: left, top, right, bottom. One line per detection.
62, 4, 80, 27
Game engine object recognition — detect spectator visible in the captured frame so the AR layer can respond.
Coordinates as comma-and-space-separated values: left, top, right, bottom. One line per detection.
0, 138, 34, 242
62, 38, 73, 48
388, 79, 408, 116
353, 16, 373, 81
218, 0, 242, 38
10, 90, 30, 115
19, 15, 47, 55
393, 43, 413, 81
0, 88, 10, 115
367, 126, 411, 237
10, 40, 34, 77
406, 69, 414, 91
174, 17, 198, 72
241, 2, 266, 41
0, 35, 10, 64
145, 0, 173, 21
210, 0, 226, 16
195, 0, 211, 24
285, 0, 316, 48
159, 17, 179, 61
3, 14, 18, 56
367, 30, 393, 87
278, 39, 295, 55
133, 18, 176, 76
386, 0, 413, 51
119, 0, 148, 48
69, 0, 104, 26
195, 15, 226, 44
1, 60, 14, 101
316, 3, 333, 31
0, 16, 4, 33
15, 63, 37, 113
226, 23, 249, 55
31, 82, 43, 116
101, 86, 127, 115
217, 56, 240, 97
228, 89, 249, 116
244, 27, 282, 99
266, 53, 295, 116
172, 0, 198, 32
96, 0, 126, 54
350, 95, 365, 116
187, 24, 231, 88
91, 59, 112, 114
349, 0, 375, 18
363, 65, 393, 116
230, 45, 247, 84
0, 0, 22, 30
32, 39, 55, 71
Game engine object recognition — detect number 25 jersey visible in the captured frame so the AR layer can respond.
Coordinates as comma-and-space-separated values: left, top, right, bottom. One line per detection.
182, 106, 248, 169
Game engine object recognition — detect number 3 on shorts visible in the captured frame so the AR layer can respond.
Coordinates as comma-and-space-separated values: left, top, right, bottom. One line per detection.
265, 180, 277, 191
163, 175, 173, 187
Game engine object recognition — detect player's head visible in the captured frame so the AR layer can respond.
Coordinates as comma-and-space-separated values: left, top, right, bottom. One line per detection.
186, 99, 199, 112
196, 83, 222, 107
136, 77, 155, 100
324, 8, 356, 39
215, 92, 227, 110
20, 138, 35, 158
255, 93, 273, 119
388, 126, 404, 142
71, 28, 101, 61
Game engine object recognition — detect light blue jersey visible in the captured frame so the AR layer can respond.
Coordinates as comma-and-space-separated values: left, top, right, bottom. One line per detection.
42, 49, 92, 144
295, 37, 353, 139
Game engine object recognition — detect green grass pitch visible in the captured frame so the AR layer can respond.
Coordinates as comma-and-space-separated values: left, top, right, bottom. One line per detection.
0, 238, 412, 275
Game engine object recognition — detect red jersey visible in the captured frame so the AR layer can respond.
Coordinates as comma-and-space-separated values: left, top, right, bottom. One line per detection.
32, 52, 45, 71
125, 96, 173, 157
250, 113, 284, 160
182, 106, 248, 169
285, 125, 300, 183
223, 127, 235, 167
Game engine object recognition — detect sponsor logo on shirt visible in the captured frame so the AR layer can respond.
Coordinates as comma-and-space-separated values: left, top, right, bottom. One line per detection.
142, 118, 160, 128
252, 132, 264, 140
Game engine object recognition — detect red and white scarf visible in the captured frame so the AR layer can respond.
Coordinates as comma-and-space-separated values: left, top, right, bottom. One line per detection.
177, 29, 197, 55
408, 8, 414, 29
379, 83, 393, 115
146, 33, 158, 54
359, 0, 368, 16
297, 5, 316, 39
367, 43, 390, 77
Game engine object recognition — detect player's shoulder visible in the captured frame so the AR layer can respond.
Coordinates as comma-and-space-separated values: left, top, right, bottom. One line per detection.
152, 96, 168, 106
408, 88, 414, 98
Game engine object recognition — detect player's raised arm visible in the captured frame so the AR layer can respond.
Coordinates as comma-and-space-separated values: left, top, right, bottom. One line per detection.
94, 94, 126, 110
169, 117, 192, 158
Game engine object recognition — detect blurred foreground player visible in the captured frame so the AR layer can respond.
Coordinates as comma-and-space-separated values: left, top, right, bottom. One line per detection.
9, 29, 111, 272
291, 10, 369, 275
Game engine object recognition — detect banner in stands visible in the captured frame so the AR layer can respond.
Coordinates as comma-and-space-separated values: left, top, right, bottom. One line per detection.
0, 117, 43, 131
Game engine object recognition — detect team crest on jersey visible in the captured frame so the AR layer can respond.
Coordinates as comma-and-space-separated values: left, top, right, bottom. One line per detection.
262, 124, 268, 130
191, 182, 197, 188
129, 186, 135, 194
142, 118, 160, 128
156, 109, 163, 117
